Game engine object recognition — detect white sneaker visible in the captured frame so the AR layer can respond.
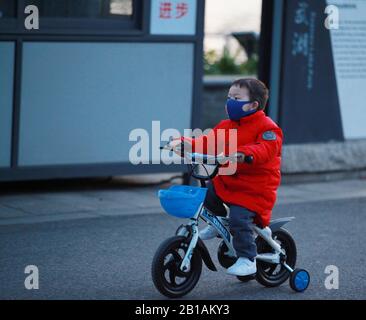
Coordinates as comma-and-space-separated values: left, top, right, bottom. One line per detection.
199, 225, 219, 240
227, 257, 257, 276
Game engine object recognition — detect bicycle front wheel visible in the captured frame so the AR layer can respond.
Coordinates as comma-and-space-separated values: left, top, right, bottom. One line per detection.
151, 236, 202, 298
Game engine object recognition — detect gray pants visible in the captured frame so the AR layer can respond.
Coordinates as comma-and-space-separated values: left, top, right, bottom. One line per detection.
203, 183, 257, 260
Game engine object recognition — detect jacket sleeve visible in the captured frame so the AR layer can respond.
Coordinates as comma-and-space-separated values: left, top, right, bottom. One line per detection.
237, 127, 283, 165
181, 121, 226, 155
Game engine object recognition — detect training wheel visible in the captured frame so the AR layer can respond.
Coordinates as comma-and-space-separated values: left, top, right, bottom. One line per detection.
289, 268, 310, 292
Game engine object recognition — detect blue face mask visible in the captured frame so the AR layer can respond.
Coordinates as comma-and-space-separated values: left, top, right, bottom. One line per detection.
226, 98, 257, 121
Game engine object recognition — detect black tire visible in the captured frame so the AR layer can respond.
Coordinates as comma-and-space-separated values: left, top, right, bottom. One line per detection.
256, 228, 297, 288
289, 268, 310, 292
237, 274, 256, 282
151, 236, 202, 298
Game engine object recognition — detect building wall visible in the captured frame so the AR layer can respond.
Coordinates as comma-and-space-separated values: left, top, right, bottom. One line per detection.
0, 42, 14, 168
18, 42, 194, 166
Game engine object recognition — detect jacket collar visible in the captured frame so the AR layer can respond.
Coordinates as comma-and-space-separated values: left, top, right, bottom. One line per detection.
237, 110, 265, 126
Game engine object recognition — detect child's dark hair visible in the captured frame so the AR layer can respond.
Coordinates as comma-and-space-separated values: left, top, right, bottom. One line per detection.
231, 78, 269, 110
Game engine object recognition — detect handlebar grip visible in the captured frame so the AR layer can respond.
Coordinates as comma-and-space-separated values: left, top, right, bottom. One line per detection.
244, 155, 254, 164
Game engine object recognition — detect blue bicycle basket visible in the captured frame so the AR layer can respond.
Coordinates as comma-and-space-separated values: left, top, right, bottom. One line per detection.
158, 185, 208, 218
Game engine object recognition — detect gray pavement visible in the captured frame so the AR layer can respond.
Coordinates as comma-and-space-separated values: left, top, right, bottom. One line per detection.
1, 174, 366, 225
0, 175, 366, 299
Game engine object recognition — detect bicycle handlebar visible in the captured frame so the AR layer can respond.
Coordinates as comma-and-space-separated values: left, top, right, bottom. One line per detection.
160, 143, 254, 164
160, 144, 237, 164
160, 143, 254, 184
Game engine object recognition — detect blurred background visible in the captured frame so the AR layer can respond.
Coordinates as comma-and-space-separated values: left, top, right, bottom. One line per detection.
1, 0, 366, 300
2, 0, 364, 181
204, 0, 261, 76
202, 0, 261, 129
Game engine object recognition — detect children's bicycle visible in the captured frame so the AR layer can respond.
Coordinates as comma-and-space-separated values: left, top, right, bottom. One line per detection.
151, 143, 310, 298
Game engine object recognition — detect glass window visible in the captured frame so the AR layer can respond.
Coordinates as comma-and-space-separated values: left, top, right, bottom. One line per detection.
23, 0, 133, 18
0, 0, 16, 18
0, 0, 141, 34
110, 0, 133, 16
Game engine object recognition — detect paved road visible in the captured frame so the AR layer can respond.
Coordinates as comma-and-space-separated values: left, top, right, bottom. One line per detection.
1, 196, 365, 300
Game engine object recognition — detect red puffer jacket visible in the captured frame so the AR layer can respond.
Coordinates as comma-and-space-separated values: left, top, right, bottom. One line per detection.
182, 110, 283, 227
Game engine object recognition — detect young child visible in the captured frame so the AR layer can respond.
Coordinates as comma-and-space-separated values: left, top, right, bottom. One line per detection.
169, 78, 283, 277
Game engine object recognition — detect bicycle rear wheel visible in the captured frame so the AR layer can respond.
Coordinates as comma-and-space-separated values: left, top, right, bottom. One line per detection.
255, 228, 297, 287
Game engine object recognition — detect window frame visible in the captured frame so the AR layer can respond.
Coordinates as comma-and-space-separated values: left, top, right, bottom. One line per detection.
0, 0, 144, 35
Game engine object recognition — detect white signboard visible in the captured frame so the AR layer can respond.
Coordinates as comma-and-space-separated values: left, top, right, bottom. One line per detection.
150, 0, 197, 35
328, 0, 366, 139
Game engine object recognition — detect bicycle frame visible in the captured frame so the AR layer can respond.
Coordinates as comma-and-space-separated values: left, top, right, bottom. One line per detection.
155, 143, 311, 295
160, 144, 295, 273
178, 201, 294, 273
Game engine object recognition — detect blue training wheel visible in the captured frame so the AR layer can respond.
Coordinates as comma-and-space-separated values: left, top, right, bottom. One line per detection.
289, 268, 310, 292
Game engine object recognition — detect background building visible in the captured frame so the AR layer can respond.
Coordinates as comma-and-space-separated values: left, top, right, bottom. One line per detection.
0, 0, 204, 181
1, 0, 366, 182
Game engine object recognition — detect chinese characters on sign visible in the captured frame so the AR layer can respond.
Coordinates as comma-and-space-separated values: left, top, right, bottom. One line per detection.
294, 1, 309, 25
291, 1, 317, 90
292, 32, 309, 56
150, 0, 197, 35
159, 2, 189, 19
292, 2, 310, 56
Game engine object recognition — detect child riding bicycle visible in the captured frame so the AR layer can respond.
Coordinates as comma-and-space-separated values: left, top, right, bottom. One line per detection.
168, 78, 283, 277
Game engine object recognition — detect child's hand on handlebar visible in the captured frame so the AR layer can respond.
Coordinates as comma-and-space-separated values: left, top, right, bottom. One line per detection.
166, 138, 192, 157
231, 152, 253, 164
219, 152, 252, 164
167, 138, 181, 149
234, 152, 245, 163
